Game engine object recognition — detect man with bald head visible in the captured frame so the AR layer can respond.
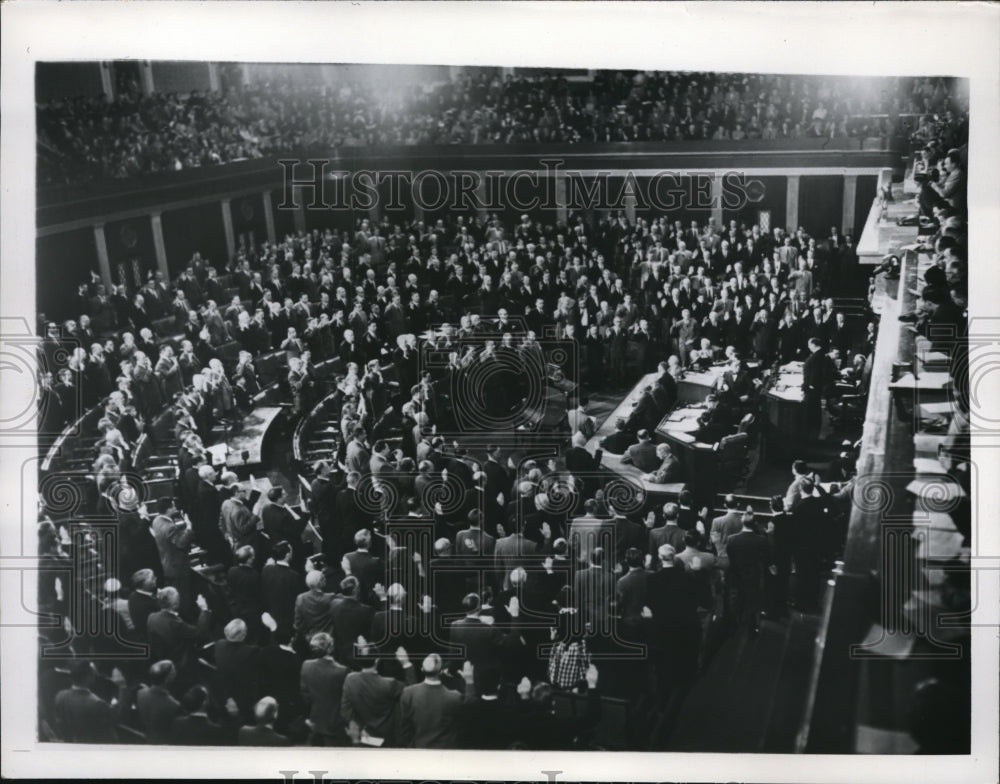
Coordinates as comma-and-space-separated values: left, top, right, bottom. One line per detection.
399, 653, 472, 748
214, 617, 261, 721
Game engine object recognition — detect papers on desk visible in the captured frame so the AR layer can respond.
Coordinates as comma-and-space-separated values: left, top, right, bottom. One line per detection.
913, 432, 947, 457
779, 362, 804, 373
670, 432, 696, 444
888, 372, 951, 391
917, 528, 966, 560
906, 477, 966, 502
769, 387, 804, 402
917, 350, 951, 370
913, 457, 948, 475
206, 444, 229, 464
918, 511, 959, 531
918, 401, 954, 418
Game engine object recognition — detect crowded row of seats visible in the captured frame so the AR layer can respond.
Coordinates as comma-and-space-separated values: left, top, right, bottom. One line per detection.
37, 70, 967, 184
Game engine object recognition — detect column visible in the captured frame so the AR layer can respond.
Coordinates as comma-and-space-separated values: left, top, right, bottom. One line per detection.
841, 174, 858, 237
220, 199, 236, 263
93, 224, 113, 290
554, 171, 569, 225
710, 172, 724, 229
139, 61, 155, 97
785, 174, 800, 234
292, 186, 307, 234
623, 181, 637, 225
262, 190, 276, 245
449, 66, 461, 82
501, 67, 514, 79
207, 62, 220, 92
99, 61, 115, 102
475, 172, 489, 222
241, 63, 252, 87
149, 212, 170, 282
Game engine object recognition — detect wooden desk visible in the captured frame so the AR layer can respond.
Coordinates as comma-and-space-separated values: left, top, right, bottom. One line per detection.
676, 366, 725, 404
763, 363, 807, 461
207, 406, 286, 471
585, 373, 683, 508
655, 405, 718, 502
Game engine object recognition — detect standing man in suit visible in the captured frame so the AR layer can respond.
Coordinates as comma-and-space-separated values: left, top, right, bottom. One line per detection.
616, 547, 651, 643
135, 660, 182, 743
482, 445, 510, 535
300, 632, 350, 746
399, 654, 473, 748
709, 495, 745, 569
802, 337, 834, 440
194, 464, 231, 568
127, 569, 160, 642
725, 512, 771, 637
238, 697, 292, 746
52, 660, 128, 743
329, 576, 375, 668
146, 587, 213, 683
649, 502, 687, 556
214, 619, 261, 721
169, 685, 234, 745
454, 509, 496, 557
572, 546, 617, 631
150, 498, 194, 603
260, 541, 303, 638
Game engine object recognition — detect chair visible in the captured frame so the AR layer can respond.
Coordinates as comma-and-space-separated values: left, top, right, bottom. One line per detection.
715, 432, 750, 492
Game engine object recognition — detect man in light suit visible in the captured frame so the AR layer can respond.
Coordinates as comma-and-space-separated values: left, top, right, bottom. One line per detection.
648, 502, 688, 557
454, 509, 496, 557
399, 653, 473, 748
567, 400, 597, 440
494, 523, 538, 587
571, 546, 617, 629
709, 494, 745, 568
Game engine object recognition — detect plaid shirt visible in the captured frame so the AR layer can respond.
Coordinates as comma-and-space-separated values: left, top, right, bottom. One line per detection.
548, 639, 590, 689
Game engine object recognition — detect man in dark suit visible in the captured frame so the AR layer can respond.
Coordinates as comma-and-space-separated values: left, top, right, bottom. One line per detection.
227, 546, 264, 637
329, 576, 375, 668
260, 542, 303, 637
565, 432, 603, 495
344, 528, 383, 603
620, 429, 659, 473
300, 632, 350, 745
616, 547, 651, 642
599, 417, 637, 455
457, 665, 518, 749
238, 697, 292, 746
709, 495, 744, 568
146, 587, 213, 675
331, 472, 366, 556
193, 464, 231, 567
644, 545, 701, 705
53, 660, 127, 743
135, 659, 182, 743
644, 443, 682, 485
802, 337, 835, 439
625, 387, 661, 434
725, 513, 771, 636
482, 445, 510, 534
648, 502, 688, 555
571, 546, 617, 630
454, 509, 496, 557
399, 653, 472, 748
448, 593, 524, 685
169, 685, 235, 745
214, 618, 261, 721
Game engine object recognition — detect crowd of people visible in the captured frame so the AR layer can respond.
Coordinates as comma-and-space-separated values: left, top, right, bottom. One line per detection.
37, 69, 967, 185
36, 89, 968, 748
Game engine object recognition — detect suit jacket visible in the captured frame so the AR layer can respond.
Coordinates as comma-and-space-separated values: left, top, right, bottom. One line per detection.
237, 724, 291, 746
330, 595, 375, 666
127, 590, 160, 641
494, 534, 538, 580
648, 455, 682, 484
622, 441, 659, 472
600, 430, 636, 455
649, 523, 687, 555
710, 511, 744, 563
300, 657, 349, 738
454, 527, 496, 557
458, 694, 519, 749
616, 568, 651, 621
726, 530, 771, 592
151, 515, 193, 579
53, 687, 118, 743
146, 609, 211, 669
572, 565, 617, 623
260, 563, 303, 635
340, 668, 413, 744
214, 639, 261, 715
169, 712, 234, 745
136, 685, 181, 743
399, 680, 466, 748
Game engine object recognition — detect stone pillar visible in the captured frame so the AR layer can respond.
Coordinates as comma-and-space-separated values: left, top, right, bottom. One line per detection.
220, 199, 236, 263
554, 171, 569, 225
449, 66, 461, 82
139, 61, 155, 96
710, 172, 724, 229
99, 61, 115, 102
842, 174, 858, 237
150, 212, 170, 282
262, 190, 277, 245
207, 62, 220, 92
786, 174, 800, 234
241, 63, 252, 87
292, 186, 307, 234
93, 224, 113, 290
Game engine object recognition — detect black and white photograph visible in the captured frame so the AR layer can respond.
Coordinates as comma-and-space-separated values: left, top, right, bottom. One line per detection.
2, 3, 998, 782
